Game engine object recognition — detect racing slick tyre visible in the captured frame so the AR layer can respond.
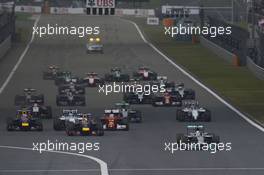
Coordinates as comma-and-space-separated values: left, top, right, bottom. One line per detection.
96, 128, 104, 136
134, 111, 142, 123
211, 135, 220, 143
6, 118, 14, 131
65, 122, 75, 136
124, 124, 129, 131
149, 74, 157, 81
46, 106, 52, 119
53, 118, 65, 131
185, 91, 195, 100
201, 110, 211, 122
36, 94, 45, 104
176, 134, 187, 143
104, 74, 112, 82
121, 74, 130, 82
176, 110, 185, 122
36, 121, 43, 131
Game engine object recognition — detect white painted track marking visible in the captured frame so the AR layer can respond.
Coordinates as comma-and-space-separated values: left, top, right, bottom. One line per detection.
1, 167, 264, 173
0, 145, 109, 175
122, 18, 264, 132
0, 15, 40, 94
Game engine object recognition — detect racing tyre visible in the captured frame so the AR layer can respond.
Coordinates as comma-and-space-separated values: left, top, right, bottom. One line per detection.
53, 118, 64, 130
65, 122, 75, 136
211, 135, 220, 143
185, 90, 195, 100
202, 110, 211, 122
37, 123, 43, 131
96, 129, 104, 136
46, 106, 52, 119
176, 134, 186, 143
176, 110, 185, 122
124, 124, 129, 131
6, 118, 14, 131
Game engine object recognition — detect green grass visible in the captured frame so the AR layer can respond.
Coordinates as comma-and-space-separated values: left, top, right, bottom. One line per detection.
15, 12, 32, 21
127, 17, 264, 124
15, 13, 33, 43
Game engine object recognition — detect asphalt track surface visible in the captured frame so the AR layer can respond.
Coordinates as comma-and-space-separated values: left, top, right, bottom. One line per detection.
0, 15, 264, 175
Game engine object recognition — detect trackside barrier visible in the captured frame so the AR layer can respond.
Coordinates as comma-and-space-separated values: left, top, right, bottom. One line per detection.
147, 17, 159, 25
200, 36, 236, 65
0, 36, 11, 61
247, 57, 264, 80
115, 9, 155, 17
15, 6, 42, 13
45, 8, 155, 16
50, 7, 86, 14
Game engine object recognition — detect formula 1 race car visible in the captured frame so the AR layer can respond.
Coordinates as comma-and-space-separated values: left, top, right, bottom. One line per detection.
115, 102, 142, 123
176, 125, 220, 145
101, 109, 129, 131
42, 65, 65, 80
56, 91, 86, 106
82, 72, 104, 87
58, 82, 85, 95
53, 109, 81, 130
151, 76, 175, 91
14, 88, 44, 106
152, 92, 182, 107
176, 101, 211, 122
65, 114, 104, 136
170, 83, 195, 100
7, 109, 43, 131
123, 91, 153, 104
133, 66, 158, 81
27, 103, 52, 119
86, 37, 103, 54
54, 72, 81, 86
104, 68, 130, 82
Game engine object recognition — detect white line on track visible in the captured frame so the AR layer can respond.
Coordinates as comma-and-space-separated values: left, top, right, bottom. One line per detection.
0, 15, 40, 94
122, 18, 264, 133
1, 167, 264, 173
0, 145, 109, 175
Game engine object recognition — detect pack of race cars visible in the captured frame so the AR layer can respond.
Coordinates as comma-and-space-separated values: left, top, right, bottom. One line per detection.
6, 65, 219, 145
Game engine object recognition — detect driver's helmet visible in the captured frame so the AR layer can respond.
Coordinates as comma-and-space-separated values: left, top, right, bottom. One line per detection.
69, 82, 75, 89
195, 130, 201, 137
81, 115, 88, 123
112, 68, 120, 72
137, 91, 144, 95
21, 111, 28, 118
164, 92, 170, 96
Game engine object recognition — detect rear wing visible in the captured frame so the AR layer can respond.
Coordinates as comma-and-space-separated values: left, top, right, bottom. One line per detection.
104, 109, 120, 114
187, 125, 204, 130
62, 109, 78, 114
